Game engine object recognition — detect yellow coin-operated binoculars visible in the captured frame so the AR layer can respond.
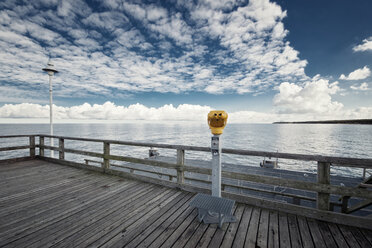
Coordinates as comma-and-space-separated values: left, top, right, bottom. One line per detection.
208, 110, 228, 197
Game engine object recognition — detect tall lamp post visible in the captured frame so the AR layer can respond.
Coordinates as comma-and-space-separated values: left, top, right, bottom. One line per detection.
42, 60, 58, 158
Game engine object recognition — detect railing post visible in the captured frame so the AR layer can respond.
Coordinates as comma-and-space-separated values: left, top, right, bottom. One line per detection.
177, 149, 185, 184
29, 136, 35, 157
39, 136, 44, 157
317, 161, 331, 211
103, 142, 110, 170
59, 138, 65, 160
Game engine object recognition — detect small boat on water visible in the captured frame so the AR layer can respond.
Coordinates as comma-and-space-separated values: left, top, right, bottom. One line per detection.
260, 157, 279, 168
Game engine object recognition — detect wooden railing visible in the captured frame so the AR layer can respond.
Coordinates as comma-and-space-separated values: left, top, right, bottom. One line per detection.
1, 134, 371, 229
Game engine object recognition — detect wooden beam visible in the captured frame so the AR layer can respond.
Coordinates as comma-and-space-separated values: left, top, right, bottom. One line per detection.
103, 142, 110, 170
29, 136, 35, 157
0, 146, 30, 152
317, 162, 330, 211
176, 149, 185, 184
59, 138, 65, 160
39, 136, 44, 157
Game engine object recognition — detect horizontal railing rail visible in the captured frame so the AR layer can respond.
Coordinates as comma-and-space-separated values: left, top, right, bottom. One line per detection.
1, 134, 371, 228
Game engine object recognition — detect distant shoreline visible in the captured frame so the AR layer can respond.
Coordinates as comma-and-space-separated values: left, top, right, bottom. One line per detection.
273, 119, 372, 125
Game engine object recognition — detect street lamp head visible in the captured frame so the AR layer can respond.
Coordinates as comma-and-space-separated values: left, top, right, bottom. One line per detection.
42, 60, 58, 76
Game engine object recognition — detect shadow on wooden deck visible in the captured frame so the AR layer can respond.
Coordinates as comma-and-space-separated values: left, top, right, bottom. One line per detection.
0, 159, 371, 248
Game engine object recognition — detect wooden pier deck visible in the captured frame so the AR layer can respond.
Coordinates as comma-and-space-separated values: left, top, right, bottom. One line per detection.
1, 160, 371, 248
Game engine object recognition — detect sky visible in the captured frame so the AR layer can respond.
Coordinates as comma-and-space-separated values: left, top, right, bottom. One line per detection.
0, 0, 371, 123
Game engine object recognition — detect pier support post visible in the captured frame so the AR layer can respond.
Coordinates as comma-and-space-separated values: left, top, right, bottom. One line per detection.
59, 138, 65, 160
177, 149, 185, 184
211, 135, 222, 197
317, 161, 331, 211
103, 142, 110, 170
29, 136, 35, 157
39, 136, 44, 157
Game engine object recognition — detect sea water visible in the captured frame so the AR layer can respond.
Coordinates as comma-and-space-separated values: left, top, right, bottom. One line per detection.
0, 123, 371, 177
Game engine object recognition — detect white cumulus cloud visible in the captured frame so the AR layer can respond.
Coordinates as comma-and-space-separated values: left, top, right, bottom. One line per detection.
353, 36, 372, 52
273, 77, 343, 114
339, 66, 371, 80
350, 82, 369, 91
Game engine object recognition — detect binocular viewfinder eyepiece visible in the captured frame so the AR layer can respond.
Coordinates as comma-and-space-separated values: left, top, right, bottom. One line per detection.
208, 110, 228, 135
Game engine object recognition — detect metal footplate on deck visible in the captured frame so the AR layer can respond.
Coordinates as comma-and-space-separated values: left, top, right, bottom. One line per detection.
189, 193, 236, 228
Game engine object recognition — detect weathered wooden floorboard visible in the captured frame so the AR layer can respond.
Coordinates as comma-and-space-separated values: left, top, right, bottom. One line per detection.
360, 228, 372, 245
278, 212, 291, 248
0, 172, 104, 216
327, 222, 349, 248
257, 208, 269, 248
0, 177, 128, 246
5, 181, 142, 248
51, 187, 174, 248
1, 159, 371, 248
194, 223, 218, 248
31, 183, 161, 248
297, 215, 314, 248
116, 193, 194, 248
207, 204, 239, 248
0, 168, 84, 197
133, 199, 195, 248
219, 204, 245, 248
306, 218, 326, 248
244, 207, 261, 247
338, 224, 362, 248
267, 210, 279, 248
350, 227, 372, 248
100, 191, 189, 248
231, 205, 252, 248
156, 208, 198, 248
0, 174, 119, 225
83, 189, 184, 247
316, 220, 338, 248
288, 213, 303, 247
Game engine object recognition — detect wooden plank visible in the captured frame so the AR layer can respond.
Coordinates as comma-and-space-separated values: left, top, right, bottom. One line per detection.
180, 216, 209, 248
317, 162, 330, 211
170, 210, 203, 248
23, 182, 151, 247
207, 204, 239, 248
278, 212, 291, 248
102, 192, 189, 248
327, 222, 349, 248
288, 214, 302, 247
8, 181, 143, 248
155, 209, 198, 248
306, 218, 326, 248
0, 176, 128, 246
244, 207, 261, 247
52, 188, 177, 248
351, 228, 372, 248
134, 203, 195, 248
360, 228, 372, 245
0, 173, 104, 216
194, 223, 218, 248
29, 136, 35, 157
338, 224, 362, 248
0, 170, 114, 215
257, 209, 269, 248
0, 175, 120, 231
297, 215, 314, 248
267, 210, 279, 248
0, 145, 30, 152
231, 205, 252, 248
114, 193, 194, 248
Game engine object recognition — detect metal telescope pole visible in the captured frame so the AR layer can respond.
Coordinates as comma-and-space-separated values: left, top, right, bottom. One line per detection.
49, 74, 53, 158
211, 134, 222, 197
43, 60, 58, 158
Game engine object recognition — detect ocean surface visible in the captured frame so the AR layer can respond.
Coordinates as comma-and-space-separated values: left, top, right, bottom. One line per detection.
1, 123, 371, 177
